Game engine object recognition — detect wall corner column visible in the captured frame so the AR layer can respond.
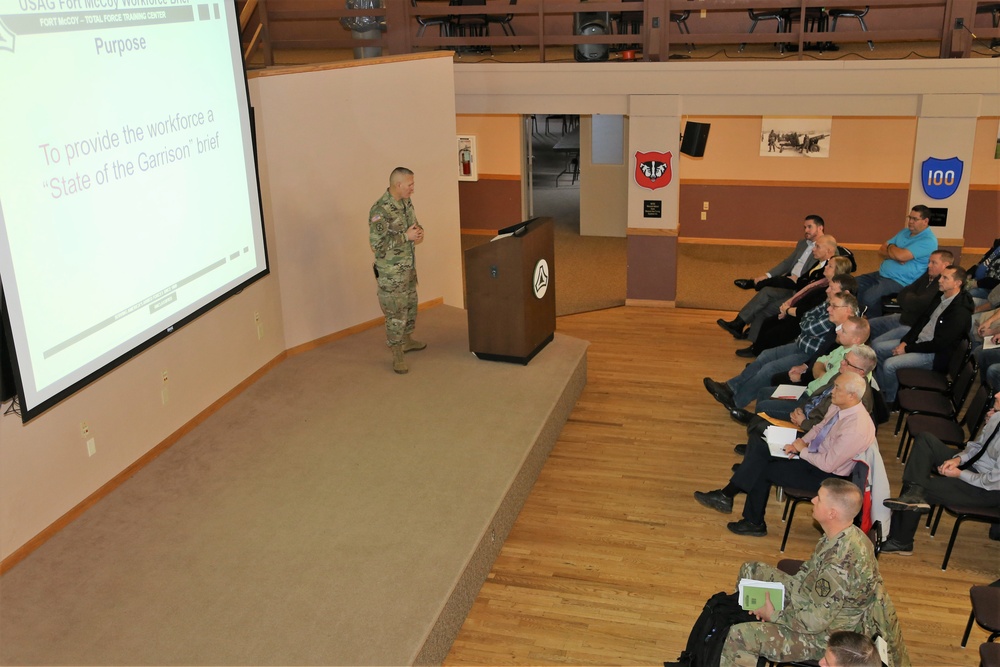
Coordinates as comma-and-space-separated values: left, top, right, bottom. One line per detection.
625, 95, 680, 304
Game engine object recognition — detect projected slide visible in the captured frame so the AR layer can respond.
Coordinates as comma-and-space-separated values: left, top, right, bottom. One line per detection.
0, 0, 268, 420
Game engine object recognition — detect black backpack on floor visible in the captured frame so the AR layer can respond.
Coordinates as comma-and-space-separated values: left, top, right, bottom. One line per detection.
666, 591, 759, 667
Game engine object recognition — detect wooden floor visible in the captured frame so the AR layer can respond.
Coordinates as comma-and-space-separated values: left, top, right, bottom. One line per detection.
445, 306, 999, 667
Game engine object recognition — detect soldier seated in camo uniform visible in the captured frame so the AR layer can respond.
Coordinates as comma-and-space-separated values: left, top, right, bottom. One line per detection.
721, 479, 909, 667
369, 167, 426, 374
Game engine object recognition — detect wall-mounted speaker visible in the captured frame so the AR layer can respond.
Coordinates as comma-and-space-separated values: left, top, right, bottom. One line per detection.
680, 121, 711, 157
574, 11, 610, 62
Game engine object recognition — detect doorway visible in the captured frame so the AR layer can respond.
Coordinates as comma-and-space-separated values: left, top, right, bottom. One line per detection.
524, 114, 626, 316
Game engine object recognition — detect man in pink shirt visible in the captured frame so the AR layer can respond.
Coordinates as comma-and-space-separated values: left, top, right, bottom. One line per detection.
695, 373, 875, 537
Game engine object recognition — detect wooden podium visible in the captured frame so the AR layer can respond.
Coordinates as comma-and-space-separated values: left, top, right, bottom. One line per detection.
465, 218, 556, 364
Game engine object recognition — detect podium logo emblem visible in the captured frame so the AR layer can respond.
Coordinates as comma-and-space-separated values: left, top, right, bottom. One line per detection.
533, 259, 549, 299
634, 151, 672, 191
921, 156, 963, 200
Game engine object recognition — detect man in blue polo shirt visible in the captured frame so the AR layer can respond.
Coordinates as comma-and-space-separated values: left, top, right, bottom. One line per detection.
855, 205, 938, 317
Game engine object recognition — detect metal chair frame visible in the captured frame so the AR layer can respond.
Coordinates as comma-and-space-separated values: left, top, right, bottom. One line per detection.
738, 8, 793, 54
929, 504, 1000, 570
828, 6, 875, 50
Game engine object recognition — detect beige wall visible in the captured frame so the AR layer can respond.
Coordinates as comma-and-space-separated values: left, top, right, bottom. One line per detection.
455, 114, 522, 177
972, 117, 1000, 185
252, 56, 464, 350
679, 116, 918, 185
0, 274, 286, 562
0, 54, 464, 563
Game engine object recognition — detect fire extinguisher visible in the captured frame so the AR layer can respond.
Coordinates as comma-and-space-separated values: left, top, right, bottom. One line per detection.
459, 142, 472, 176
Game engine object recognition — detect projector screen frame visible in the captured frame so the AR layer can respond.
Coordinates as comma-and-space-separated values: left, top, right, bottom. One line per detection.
0, 0, 270, 422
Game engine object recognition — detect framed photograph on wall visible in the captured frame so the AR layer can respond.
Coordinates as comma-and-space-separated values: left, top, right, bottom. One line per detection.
760, 118, 832, 158
458, 135, 478, 181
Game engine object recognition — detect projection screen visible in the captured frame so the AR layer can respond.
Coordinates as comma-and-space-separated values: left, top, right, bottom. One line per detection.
0, 0, 269, 421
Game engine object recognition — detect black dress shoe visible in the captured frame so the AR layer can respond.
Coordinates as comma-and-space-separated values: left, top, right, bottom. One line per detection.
727, 519, 767, 537
734, 444, 747, 456
735, 346, 756, 358
729, 408, 754, 425
734, 278, 755, 290
694, 490, 734, 514
883, 486, 931, 513
731, 463, 741, 473
716, 318, 747, 339
703, 377, 735, 408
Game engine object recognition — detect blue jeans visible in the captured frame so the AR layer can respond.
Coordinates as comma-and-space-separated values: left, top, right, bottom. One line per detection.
987, 364, 1000, 393
856, 271, 904, 318
872, 325, 910, 347
973, 343, 1000, 386
867, 314, 903, 343
873, 336, 934, 403
727, 342, 809, 408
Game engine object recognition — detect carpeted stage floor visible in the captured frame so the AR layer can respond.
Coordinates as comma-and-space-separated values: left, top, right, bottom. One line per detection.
0, 306, 587, 666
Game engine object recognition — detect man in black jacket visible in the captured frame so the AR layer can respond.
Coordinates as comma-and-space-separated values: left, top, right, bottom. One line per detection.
873, 265, 974, 404
867, 249, 952, 343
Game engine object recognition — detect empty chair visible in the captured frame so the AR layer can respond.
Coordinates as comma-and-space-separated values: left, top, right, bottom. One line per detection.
738, 8, 793, 54
485, 0, 518, 51
412, 0, 450, 40
615, 1, 694, 52
976, 3, 1000, 47
962, 579, 1000, 647
896, 384, 992, 462
672, 10, 695, 52
828, 6, 875, 51
892, 358, 977, 437
929, 504, 1000, 570
450, 0, 489, 48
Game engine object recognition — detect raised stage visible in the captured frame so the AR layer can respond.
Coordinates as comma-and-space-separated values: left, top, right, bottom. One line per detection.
0, 305, 588, 665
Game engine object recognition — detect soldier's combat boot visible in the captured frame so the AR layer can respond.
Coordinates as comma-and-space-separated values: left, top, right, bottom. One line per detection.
403, 334, 426, 353
391, 344, 408, 374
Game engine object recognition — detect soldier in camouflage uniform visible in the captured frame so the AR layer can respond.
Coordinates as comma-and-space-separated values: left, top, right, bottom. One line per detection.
721, 479, 909, 667
369, 167, 425, 374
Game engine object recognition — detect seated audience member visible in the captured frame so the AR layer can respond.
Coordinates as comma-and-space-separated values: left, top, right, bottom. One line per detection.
720, 233, 837, 341
735, 347, 879, 470
743, 250, 854, 348
880, 393, 1000, 555
767, 315, 871, 393
855, 205, 938, 318
705, 293, 858, 412
733, 215, 825, 292
868, 249, 951, 343
718, 479, 908, 666
968, 288, 1000, 387
820, 631, 883, 667
873, 265, 973, 404
745, 337, 876, 427
695, 374, 875, 537
966, 237, 1000, 300
739, 270, 857, 358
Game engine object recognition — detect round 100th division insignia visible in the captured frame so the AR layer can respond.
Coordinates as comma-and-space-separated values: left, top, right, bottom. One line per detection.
532, 259, 549, 299
815, 578, 832, 597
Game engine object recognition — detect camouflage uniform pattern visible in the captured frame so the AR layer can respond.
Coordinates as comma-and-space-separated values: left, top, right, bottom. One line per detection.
369, 189, 419, 347
721, 525, 910, 667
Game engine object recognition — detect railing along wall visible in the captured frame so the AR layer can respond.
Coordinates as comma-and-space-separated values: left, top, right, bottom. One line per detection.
239, 0, 998, 67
